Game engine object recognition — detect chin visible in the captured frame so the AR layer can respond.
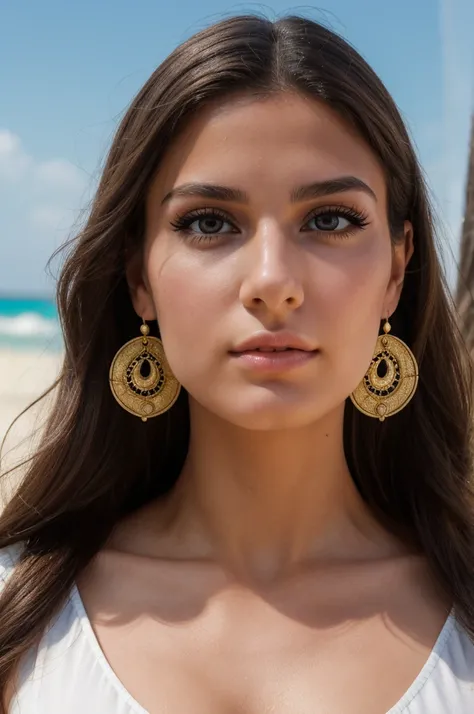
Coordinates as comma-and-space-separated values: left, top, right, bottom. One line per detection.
189, 380, 346, 431
215, 393, 330, 431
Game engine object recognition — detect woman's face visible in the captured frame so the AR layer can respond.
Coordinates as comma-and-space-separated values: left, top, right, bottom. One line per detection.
133, 92, 412, 429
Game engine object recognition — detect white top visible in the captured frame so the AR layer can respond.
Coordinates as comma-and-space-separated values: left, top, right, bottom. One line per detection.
1, 543, 474, 713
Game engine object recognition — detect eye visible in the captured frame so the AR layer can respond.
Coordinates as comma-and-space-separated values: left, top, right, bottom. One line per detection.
303, 206, 369, 236
188, 215, 233, 235
170, 209, 238, 239
308, 213, 351, 231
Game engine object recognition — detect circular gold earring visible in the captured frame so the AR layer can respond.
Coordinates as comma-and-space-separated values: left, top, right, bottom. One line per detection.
350, 319, 419, 421
109, 320, 181, 421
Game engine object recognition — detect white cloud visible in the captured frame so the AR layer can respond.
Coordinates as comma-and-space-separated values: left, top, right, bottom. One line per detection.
30, 205, 73, 231
0, 130, 20, 155
0, 130, 89, 293
33, 159, 86, 194
0, 129, 32, 181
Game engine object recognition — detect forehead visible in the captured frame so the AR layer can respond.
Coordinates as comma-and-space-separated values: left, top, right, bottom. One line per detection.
147, 92, 387, 205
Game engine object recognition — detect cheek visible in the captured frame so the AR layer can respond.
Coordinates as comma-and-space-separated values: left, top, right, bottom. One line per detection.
316, 239, 392, 388
145, 244, 231, 381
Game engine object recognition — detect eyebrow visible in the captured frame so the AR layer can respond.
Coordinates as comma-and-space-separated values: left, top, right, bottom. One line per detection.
161, 175, 377, 205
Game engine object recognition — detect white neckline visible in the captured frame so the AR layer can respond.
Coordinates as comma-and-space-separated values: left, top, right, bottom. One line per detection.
69, 578, 457, 714
69, 583, 149, 714
386, 608, 456, 712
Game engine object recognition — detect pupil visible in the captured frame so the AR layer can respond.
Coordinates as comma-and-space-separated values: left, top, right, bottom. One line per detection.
316, 214, 339, 230
140, 360, 151, 378
377, 359, 388, 378
201, 218, 222, 233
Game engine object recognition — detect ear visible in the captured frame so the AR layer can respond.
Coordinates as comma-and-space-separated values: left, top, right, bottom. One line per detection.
384, 221, 414, 318
125, 250, 157, 321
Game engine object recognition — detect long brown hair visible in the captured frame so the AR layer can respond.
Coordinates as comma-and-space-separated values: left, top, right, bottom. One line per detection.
1, 12, 473, 704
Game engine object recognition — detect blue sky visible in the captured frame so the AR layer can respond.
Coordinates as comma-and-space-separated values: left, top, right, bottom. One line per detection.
1, 0, 473, 296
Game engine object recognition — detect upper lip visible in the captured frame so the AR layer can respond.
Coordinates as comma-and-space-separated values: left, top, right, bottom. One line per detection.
230, 331, 316, 353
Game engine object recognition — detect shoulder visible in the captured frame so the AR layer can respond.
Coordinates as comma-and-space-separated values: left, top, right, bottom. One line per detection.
0, 542, 25, 586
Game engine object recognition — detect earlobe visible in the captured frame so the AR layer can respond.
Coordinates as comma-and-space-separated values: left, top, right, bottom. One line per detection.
404, 220, 415, 266
132, 284, 157, 321
125, 255, 157, 321
384, 222, 414, 319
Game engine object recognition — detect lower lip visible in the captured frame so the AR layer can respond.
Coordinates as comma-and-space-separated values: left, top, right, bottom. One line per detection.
229, 349, 317, 372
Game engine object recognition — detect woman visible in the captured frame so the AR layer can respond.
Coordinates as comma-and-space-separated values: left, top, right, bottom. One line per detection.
0, 12, 473, 714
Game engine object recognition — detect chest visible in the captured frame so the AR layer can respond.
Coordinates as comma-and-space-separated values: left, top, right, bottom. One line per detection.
85, 589, 436, 714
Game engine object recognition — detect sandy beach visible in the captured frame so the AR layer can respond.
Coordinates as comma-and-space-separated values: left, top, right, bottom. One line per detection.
0, 348, 63, 503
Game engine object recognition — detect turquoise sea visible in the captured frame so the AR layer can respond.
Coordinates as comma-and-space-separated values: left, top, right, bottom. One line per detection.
0, 295, 62, 352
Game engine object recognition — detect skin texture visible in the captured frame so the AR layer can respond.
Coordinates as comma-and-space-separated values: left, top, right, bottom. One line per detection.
76, 93, 450, 714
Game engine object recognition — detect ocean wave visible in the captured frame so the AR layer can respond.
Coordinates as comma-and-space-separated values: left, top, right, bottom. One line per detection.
0, 312, 59, 338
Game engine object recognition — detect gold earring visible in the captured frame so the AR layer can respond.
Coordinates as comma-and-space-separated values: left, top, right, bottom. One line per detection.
350, 319, 419, 422
109, 319, 181, 421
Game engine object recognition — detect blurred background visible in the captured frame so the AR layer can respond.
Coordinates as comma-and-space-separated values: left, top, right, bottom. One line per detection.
1, 0, 474, 471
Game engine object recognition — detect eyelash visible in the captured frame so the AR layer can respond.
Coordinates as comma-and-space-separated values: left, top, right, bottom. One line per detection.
169, 205, 370, 244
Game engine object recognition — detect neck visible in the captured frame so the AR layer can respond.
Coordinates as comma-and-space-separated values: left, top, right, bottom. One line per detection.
163, 400, 395, 583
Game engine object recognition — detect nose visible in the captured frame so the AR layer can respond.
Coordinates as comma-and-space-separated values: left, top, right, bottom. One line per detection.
239, 225, 304, 319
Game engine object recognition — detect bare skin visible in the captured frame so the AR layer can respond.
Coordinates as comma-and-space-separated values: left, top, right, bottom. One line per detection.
77, 92, 451, 714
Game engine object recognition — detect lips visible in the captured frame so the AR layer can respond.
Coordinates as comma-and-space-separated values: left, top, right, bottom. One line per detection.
230, 331, 315, 354
248, 347, 302, 352
229, 348, 317, 373
229, 332, 318, 373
